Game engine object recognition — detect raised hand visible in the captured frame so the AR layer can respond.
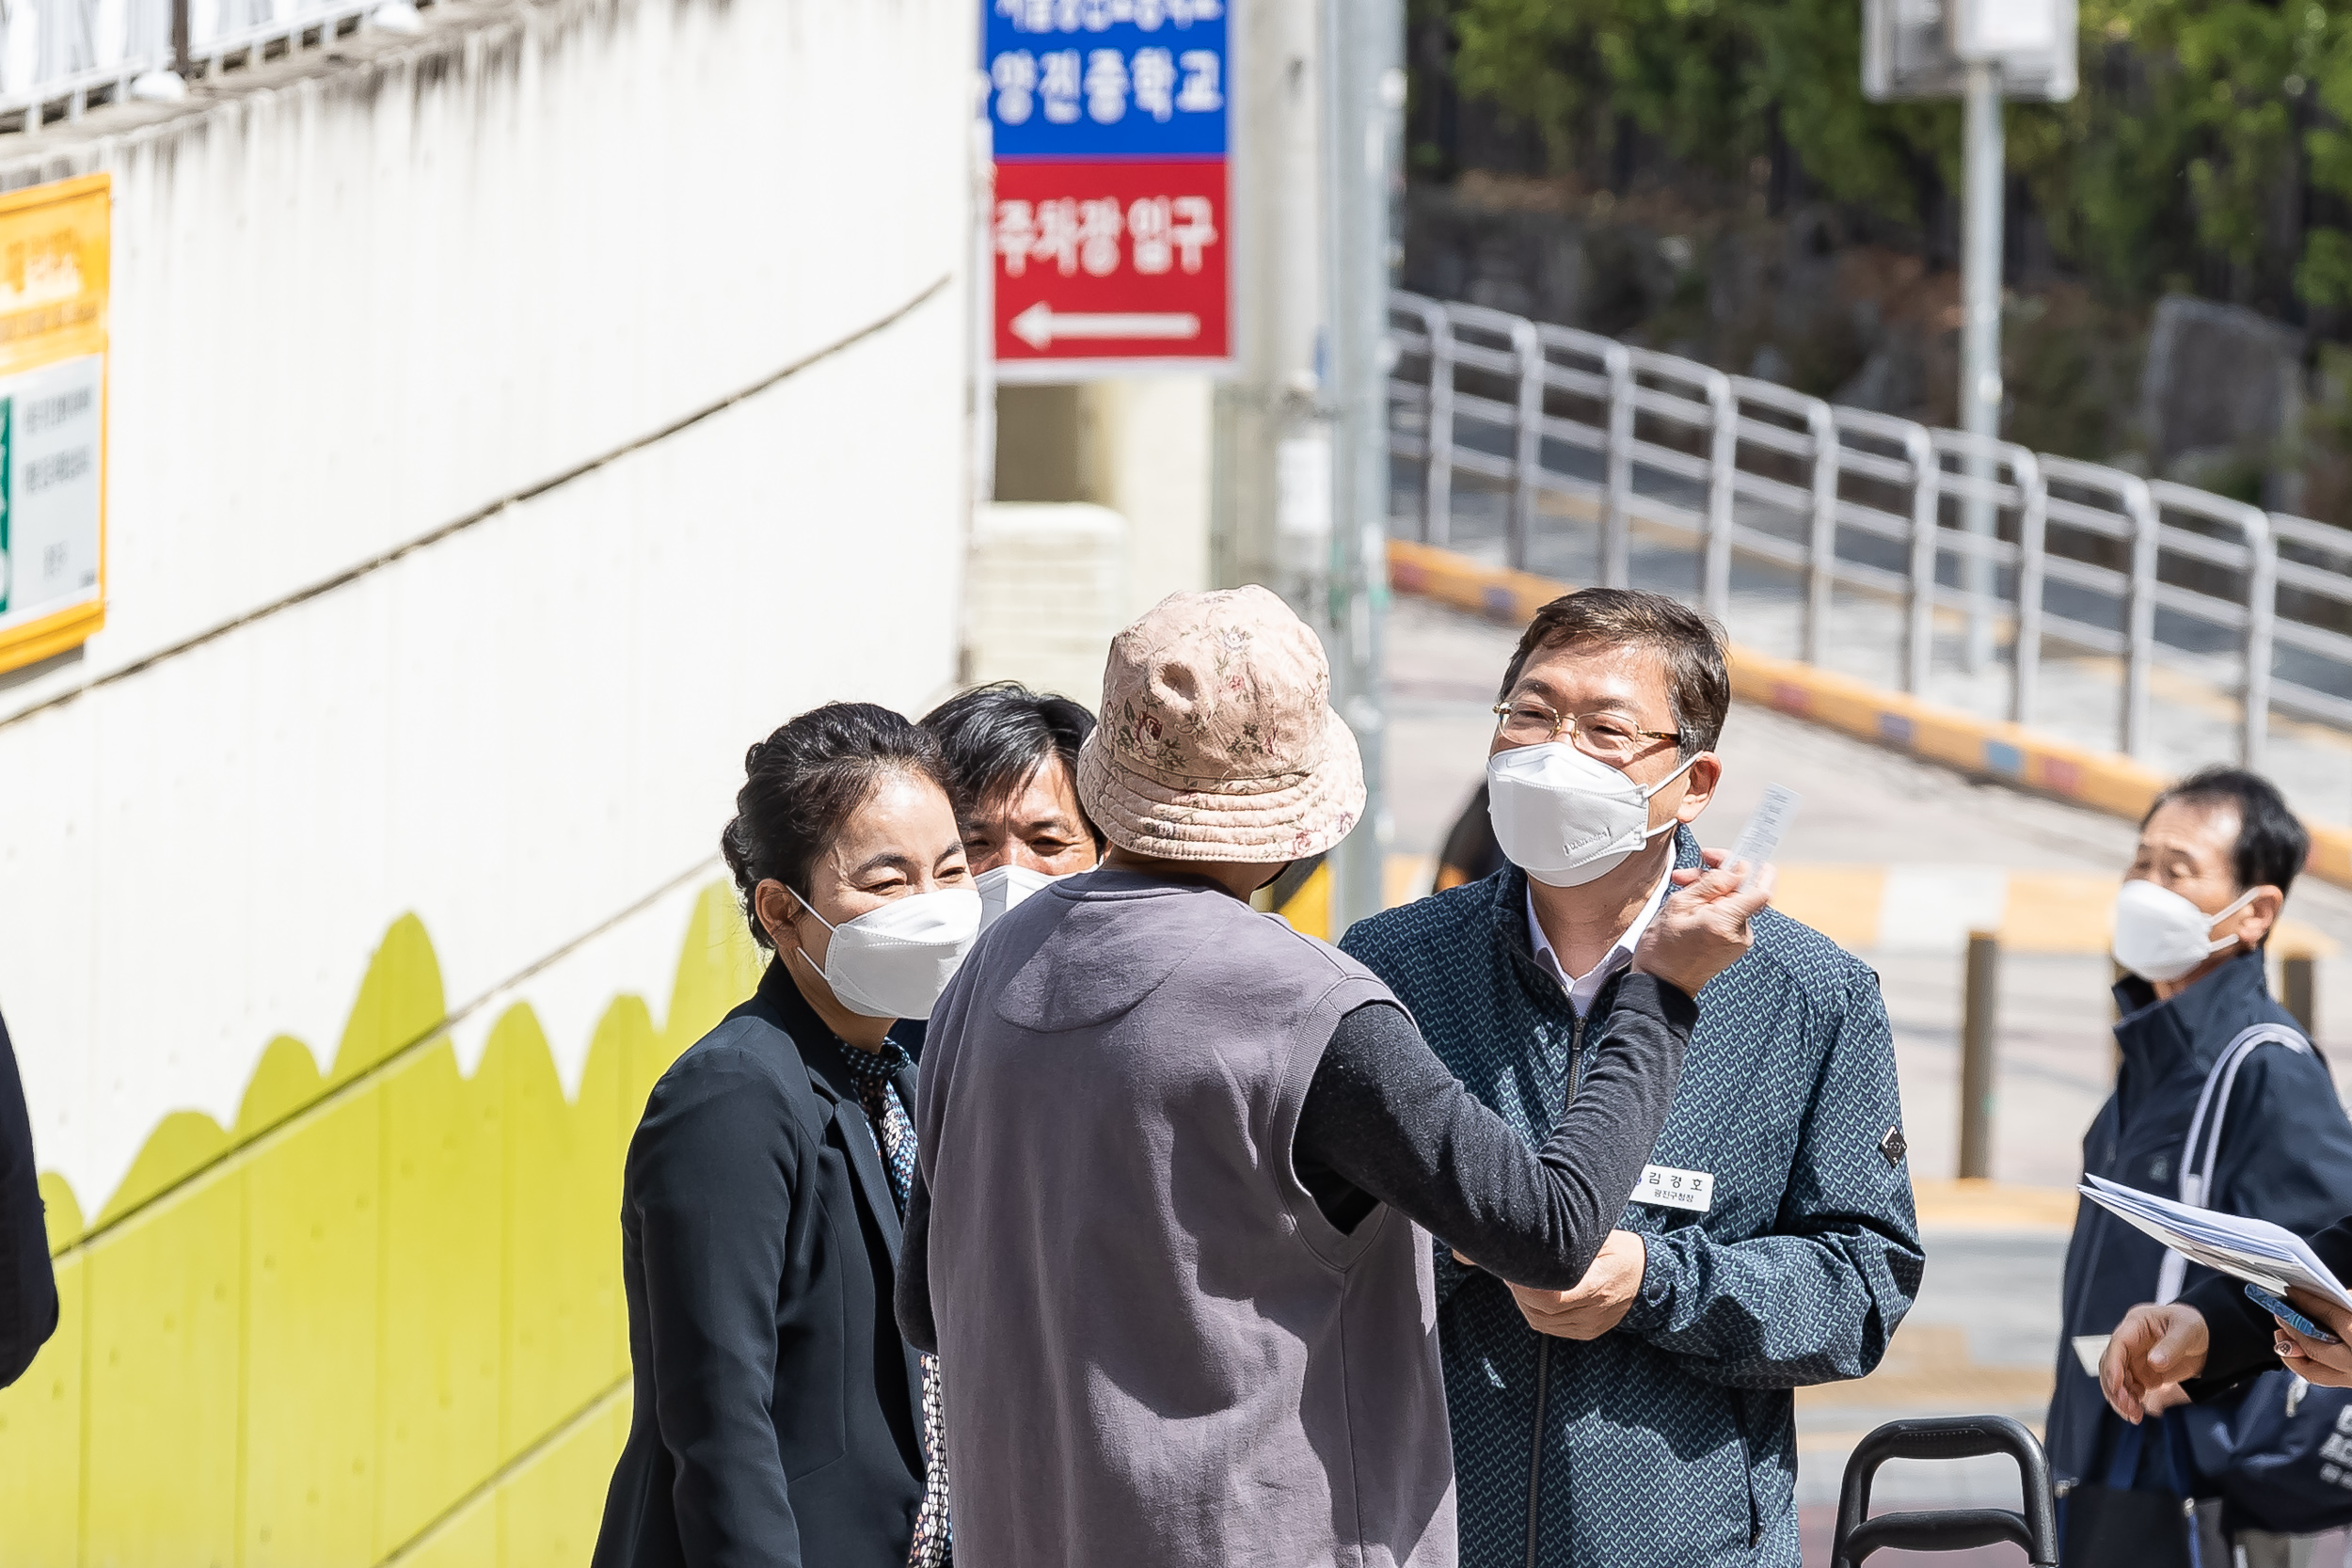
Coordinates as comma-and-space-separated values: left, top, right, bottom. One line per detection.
1635, 851, 1774, 998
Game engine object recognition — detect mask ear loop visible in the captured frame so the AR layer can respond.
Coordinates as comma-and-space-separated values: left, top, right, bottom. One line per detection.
1635, 751, 1704, 841
779, 887, 839, 985
2202, 886, 2264, 954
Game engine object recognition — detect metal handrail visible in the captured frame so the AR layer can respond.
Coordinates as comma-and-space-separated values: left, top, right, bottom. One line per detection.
1388, 290, 2352, 768
0, 0, 426, 131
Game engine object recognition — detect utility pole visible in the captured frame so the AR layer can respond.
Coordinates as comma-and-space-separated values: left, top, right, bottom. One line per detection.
1213, 0, 1400, 937
1321, 0, 1403, 938
1863, 0, 2073, 675
1959, 61, 2004, 673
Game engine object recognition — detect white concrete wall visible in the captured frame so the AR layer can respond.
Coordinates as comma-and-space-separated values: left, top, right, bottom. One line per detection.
0, 0, 974, 1216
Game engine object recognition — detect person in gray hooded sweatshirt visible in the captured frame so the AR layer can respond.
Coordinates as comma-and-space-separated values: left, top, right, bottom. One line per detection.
897, 585, 1774, 1568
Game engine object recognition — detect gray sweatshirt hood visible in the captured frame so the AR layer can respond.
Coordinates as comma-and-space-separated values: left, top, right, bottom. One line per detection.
990, 868, 1237, 1033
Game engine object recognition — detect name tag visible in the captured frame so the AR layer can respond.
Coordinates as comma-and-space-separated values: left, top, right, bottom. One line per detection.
1632, 1164, 1713, 1213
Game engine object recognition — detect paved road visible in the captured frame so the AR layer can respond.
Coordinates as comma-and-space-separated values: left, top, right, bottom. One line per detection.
1380, 592, 2352, 1561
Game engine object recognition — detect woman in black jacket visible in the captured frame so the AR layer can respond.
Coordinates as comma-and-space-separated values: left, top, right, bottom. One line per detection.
593, 703, 980, 1568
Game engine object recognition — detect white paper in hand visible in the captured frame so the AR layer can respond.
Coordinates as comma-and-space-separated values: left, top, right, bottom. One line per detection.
2078, 1174, 2352, 1313
1726, 785, 1801, 891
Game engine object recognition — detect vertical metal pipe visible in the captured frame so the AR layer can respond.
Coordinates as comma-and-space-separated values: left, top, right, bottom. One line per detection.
1602, 345, 1633, 589
1321, 0, 1403, 940
1804, 401, 1837, 665
1702, 372, 1736, 625
1961, 931, 1999, 1180
1508, 317, 1541, 572
2122, 480, 2158, 758
1422, 302, 1454, 547
2010, 451, 2046, 725
2241, 514, 2275, 769
2284, 954, 2317, 1037
1903, 425, 1939, 695
1960, 63, 2005, 673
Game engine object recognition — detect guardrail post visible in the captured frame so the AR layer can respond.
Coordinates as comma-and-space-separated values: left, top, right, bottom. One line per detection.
1508, 317, 1542, 572
1602, 345, 1633, 589
1422, 302, 1454, 547
1703, 372, 1736, 625
2285, 953, 2317, 1036
2011, 452, 2046, 726
175, 0, 193, 75
1902, 425, 1939, 695
1804, 400, 1837, 665
2242, 517, 2275, 769
1961, 931, 1999, 1180
2121, 480, 2158, 759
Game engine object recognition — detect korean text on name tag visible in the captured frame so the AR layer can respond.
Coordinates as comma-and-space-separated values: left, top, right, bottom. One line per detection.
1632, 1164, 1713, 1213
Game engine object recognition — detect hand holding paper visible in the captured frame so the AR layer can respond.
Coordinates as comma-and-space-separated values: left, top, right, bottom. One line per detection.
2086, 1176, 2352, 1415
2077, 1175, 2352, 1312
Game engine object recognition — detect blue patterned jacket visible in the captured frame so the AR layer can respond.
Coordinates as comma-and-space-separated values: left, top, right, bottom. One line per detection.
1341, 832, 1923, 1568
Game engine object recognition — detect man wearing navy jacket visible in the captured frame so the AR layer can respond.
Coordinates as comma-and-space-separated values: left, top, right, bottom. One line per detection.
0, 1006, 58, 1388
1342, 589, 1921, 1567
2068, 769, 2352, 1566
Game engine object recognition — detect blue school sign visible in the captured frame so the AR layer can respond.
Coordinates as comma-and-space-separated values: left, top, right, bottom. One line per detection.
985, 0, 1229, 162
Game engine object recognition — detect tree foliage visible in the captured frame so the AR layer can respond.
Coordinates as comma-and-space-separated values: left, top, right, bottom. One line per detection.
1438, 0, 2352, 319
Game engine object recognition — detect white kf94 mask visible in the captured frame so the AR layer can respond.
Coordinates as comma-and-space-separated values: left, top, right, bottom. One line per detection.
1486, 741, 1699, 888
2110, 878, 2260, 985
975, 863, 1067, 932
792, 887, 982, 1020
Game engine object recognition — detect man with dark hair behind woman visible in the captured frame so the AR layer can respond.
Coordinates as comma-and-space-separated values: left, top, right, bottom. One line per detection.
594, 702, 977, 1568
919, 682, 1104, 925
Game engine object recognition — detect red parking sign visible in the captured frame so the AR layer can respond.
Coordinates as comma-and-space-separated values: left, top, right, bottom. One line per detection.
991, 159, 1231, 372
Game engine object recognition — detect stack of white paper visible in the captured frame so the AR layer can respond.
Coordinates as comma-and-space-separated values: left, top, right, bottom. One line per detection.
2078, 1174, 2352, 1312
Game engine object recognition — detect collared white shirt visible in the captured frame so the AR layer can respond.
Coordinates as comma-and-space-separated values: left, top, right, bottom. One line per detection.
1527, 869, 1674, 1019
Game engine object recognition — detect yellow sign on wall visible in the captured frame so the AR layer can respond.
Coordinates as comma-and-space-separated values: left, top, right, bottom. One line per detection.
0, 171, 107, 675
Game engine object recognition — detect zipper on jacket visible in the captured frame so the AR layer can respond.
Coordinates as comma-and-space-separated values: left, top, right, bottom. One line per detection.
1525, 1009, 1588, 1568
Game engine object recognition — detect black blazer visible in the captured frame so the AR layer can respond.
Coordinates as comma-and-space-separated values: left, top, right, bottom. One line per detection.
0, 1007, 58, 1388
593, 966, 928, 1568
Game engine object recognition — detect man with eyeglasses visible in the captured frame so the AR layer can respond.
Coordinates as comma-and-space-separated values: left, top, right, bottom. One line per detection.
1341, 588, 1922, 1568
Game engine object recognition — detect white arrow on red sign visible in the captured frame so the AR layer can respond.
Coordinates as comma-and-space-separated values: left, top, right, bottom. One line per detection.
1009, 301, 1202, 350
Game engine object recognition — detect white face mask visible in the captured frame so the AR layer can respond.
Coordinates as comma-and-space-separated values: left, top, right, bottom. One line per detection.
1486, 742, 1700, 888
791, 887, 982, 1020
2110, 879, 2260, 985
975, 863, 1066, 932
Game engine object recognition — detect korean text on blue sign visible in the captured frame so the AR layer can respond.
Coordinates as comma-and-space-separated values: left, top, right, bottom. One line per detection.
987, 0, 1228, 159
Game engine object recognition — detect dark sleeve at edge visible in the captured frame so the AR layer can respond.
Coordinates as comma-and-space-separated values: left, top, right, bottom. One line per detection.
632, 1056, 805, 1568
1294, 974, 1694, 1290
0, 1009, 58, 1390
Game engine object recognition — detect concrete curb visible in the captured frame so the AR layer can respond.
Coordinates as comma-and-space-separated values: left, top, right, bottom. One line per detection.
1386, 539, 2352, 893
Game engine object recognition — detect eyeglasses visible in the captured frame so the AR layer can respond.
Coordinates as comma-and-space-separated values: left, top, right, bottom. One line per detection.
1490, 698, 1681, 764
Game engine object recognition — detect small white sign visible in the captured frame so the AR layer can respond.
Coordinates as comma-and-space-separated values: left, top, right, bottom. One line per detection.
0, 352, 103, 635
1725, 784, 1802, 892
1632, 1164, 1713, 1213
1275, 433, 1332, 543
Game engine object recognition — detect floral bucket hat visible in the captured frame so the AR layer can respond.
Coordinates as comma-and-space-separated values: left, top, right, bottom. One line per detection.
1075, 584, 1364, 864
